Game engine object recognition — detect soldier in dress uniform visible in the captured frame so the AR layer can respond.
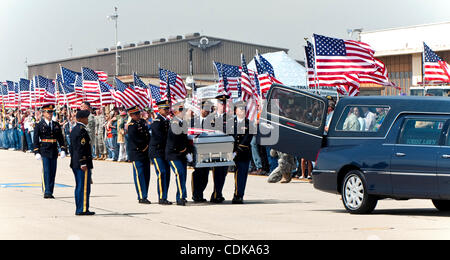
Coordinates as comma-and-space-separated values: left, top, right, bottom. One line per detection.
69, 110, 95, 216
166, 102, 193, 206
209, 94, 232, 203
149, 100, 172, 205
127, 106, 151, 204
230, 101, 254, 204
191, 100, 213, 203
33, 104, 67, 199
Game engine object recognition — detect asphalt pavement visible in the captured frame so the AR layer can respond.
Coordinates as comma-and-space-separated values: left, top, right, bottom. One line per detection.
0, 150, 449, 240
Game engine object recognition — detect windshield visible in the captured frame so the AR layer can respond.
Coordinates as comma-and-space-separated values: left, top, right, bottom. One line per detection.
426, 88, 450, 97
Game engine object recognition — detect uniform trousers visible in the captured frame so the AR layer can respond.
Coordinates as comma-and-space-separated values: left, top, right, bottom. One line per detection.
192, 167, 210, 200
42, 157, 58, 196
72, 168, 92, 214
152, 158, 171, 200
234, 161, 250, 198
169, 160, 187, 202
132, 159, 150, 200
212, 166, 228, 200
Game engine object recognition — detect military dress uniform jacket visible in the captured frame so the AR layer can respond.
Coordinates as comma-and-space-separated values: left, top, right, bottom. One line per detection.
230, 117, 254, 162
69, 123, 93, 170
149, 114, 169, 159
165, 117, 191, 162
33, 119, 66, 159
128, 119, 150, 162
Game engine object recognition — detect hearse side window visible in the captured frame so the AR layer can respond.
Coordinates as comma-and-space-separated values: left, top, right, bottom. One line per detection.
268, 88, 326, 129
398, 119, 446, 146
336, 106, 391, 132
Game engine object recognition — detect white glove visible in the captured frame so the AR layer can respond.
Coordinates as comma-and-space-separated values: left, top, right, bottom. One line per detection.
35, 154, 42, 161
186, 153, 193, 163
60, 151, 66, 159
232, 152, 237, 160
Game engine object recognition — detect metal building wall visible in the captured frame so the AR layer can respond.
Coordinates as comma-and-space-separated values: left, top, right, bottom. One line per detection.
28, 36, 287, 80
379, 54, 413, 96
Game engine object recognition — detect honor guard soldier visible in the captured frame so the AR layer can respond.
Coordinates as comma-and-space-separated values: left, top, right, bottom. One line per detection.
127, 106, 151, 204
149, 100, 172, 205
33, 104, 67, 199
191, 100, 213, 203
209, 94, 232, 203
230, 101, 254, 204
69, 110, 95, 216
166, 102, 193, 206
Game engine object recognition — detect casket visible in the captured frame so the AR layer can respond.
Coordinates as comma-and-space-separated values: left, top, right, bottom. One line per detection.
193, 132, 235, 168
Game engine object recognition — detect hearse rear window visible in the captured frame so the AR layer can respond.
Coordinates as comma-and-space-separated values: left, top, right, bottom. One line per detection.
268, 87, 326, 128
336, 106, 391, 132
399, 119, 446, 146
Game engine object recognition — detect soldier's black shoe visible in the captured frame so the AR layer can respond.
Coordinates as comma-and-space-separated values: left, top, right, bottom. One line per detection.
177, 200, 186, 206
232, 197, 244, 204
139, 199, 152, 204
44, 194, 55, 199
159, 199, 173, 205
193, 197, 207, 203
210, 196, 225, 204
76, 211, 96, 216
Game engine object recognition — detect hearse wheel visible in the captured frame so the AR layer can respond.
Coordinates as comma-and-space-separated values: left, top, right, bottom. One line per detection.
342, 170, 378, 214
432, 200, 450, 212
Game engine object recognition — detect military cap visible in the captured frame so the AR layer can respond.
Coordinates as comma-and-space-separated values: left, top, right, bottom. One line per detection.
201, 100, 213, 109
234, 101, 247, 109
156, 100, 170, 109
216, 94, 230, 101
127, 105, 141, 115
41, 104, 55, 112
76, 110, 91, 119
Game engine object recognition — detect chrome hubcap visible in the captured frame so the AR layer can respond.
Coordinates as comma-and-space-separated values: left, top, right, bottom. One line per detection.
344, 175, 364, 210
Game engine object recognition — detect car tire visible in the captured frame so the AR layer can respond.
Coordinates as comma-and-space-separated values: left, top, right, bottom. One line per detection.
432, 200, 450, 212
342, 170, 378, 214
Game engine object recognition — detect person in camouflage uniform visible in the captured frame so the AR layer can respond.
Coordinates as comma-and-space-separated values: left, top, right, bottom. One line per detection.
94, 109, 107, 160
81, 102, 96, 158
267, 149, 296, 184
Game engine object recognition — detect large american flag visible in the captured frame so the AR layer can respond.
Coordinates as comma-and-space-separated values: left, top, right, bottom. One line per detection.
95, 71, 108, 82
256, 54, 283, 97
19, 78, 31, 109
0, 82, 7, 108
214, 62, 240, 97
61, 67, 81, 88
82, 67, 101, 103
43, 78, 57, 106
6, 81, 16, 108
114, 78, 148, 109
62, 80, 81, 109
240, 54, 253, 101
423, 42, 450, 83
159, 68, 187, 102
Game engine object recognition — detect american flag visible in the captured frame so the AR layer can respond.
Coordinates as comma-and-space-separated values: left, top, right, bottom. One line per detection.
150, 84, 162, 111
99, 81, 114, 106
19, 78, 31, 109
305, 41, 318, 88
0, 82, 7, 108
240, 54, 253, 101
61, 67, 81, 88
62, 80, 81, 109
74, 74, 84, 100
82, 67, 101, 104
423, 42, 450, 83
159, 68, 187, 102
6, 81, 16, 108
214, 62, 240, 97
133, 73, 152, 107
43, 78, 57, 105
36, 76, 50, 107
358, 58, 396, 88
114, 78, 148, 109
56, 74, 65, 107
95, 71, 108, 82
256, 54, 283, 97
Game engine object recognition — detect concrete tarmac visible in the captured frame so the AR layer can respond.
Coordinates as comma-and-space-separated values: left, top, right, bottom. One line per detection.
0, 150, 449, 240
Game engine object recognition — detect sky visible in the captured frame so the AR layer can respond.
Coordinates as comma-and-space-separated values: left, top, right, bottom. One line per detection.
0, 0, 449, 80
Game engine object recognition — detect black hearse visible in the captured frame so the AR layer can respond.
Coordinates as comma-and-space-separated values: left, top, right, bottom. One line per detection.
260, 85, 450, 214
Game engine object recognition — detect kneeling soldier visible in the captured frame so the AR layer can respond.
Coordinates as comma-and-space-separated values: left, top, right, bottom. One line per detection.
166, 102, 193, 206
70, 110, 95, 216
127, 106, 151, 204
33, 104, 67, 199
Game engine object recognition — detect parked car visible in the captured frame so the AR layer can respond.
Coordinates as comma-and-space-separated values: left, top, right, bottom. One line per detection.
260, 84, 450, 214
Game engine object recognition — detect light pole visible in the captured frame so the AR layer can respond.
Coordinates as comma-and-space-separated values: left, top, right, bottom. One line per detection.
108, 7, 119, 76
